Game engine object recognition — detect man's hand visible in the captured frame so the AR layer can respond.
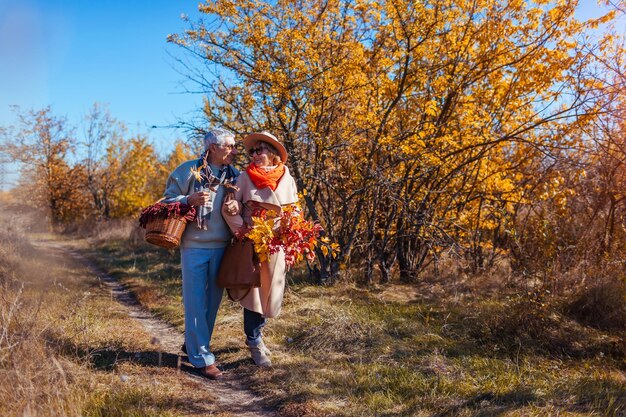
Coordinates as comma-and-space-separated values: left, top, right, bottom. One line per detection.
188, 191, 212, 206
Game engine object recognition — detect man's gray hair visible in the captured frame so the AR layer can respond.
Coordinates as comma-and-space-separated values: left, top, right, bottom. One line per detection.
203, 128, 235, 151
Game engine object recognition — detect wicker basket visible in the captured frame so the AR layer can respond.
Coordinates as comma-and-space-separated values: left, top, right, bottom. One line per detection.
144, 215, 188, 249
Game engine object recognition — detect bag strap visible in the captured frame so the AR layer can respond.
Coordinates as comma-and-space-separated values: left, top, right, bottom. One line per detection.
226, 288, 252, 302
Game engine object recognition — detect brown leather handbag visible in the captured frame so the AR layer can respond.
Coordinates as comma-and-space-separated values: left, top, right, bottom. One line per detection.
217, 239, 261, 301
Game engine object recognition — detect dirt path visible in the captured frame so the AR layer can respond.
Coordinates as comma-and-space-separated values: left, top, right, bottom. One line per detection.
34, 238, 277, 417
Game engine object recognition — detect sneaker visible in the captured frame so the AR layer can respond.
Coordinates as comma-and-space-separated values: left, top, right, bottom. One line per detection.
247, 339, 272, 367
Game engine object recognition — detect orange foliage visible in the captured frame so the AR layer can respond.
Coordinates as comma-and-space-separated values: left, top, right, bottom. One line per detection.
171, 0, 624, 281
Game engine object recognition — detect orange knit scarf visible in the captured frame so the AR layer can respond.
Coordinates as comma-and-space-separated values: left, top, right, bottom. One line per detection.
246, 162, 285, 191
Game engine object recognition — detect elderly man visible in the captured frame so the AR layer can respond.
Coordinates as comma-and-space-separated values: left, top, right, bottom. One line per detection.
163, 128, 239, 379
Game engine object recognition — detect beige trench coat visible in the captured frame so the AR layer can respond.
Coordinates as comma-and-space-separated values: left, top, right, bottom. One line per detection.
222, 167, 298, 318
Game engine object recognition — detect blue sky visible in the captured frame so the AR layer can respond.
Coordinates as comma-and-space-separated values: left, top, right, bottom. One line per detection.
0, 0, 619, 189
0, 0, 203, 157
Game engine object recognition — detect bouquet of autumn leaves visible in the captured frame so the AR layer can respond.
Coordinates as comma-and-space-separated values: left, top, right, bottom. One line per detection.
235, 204, 338, 268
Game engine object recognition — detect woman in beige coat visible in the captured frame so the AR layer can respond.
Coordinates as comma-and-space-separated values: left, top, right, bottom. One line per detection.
222, 131, 298, 367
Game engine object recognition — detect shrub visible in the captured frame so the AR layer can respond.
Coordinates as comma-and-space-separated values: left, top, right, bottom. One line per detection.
565, 278, 626, 331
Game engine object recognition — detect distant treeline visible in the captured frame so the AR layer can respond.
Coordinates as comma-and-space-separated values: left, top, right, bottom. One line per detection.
1, 104, 194, 224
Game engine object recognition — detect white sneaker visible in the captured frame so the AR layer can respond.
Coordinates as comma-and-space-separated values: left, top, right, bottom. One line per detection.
247, 339, 272, 367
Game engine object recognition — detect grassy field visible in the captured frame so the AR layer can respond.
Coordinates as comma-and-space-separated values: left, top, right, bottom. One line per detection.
69, 221, 626, 417
0, 210, 232, 416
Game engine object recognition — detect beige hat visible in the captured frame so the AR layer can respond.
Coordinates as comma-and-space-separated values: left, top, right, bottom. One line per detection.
243, 131, 288, 163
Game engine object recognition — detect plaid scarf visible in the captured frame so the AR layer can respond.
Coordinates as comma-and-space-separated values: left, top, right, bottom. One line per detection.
195, 151, 239, 229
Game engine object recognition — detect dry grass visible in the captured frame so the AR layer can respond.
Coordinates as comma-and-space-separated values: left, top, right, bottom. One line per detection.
264, 286, 625, 416
62, 220, 626, 417
0, 207, 231, 416
0, 212, 81, 416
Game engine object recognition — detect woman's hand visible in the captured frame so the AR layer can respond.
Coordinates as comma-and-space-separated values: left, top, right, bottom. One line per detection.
223, 199, 242, 216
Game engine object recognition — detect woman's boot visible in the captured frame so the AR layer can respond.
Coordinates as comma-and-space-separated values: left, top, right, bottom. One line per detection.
247, 339, 271, 367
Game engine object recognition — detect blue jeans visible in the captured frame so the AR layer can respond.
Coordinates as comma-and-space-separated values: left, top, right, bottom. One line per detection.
180, 247, 225, 368
244, 308, 267, 346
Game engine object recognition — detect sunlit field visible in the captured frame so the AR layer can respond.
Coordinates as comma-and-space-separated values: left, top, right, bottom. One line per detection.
72, 219, 625, 417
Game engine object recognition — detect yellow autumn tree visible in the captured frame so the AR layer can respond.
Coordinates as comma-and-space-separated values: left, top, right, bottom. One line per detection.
159, 140, 195, 183
1, 107, 90, 226
171, 0, 623, 282
109, 135, 162, 218
501, 13, 626, 279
